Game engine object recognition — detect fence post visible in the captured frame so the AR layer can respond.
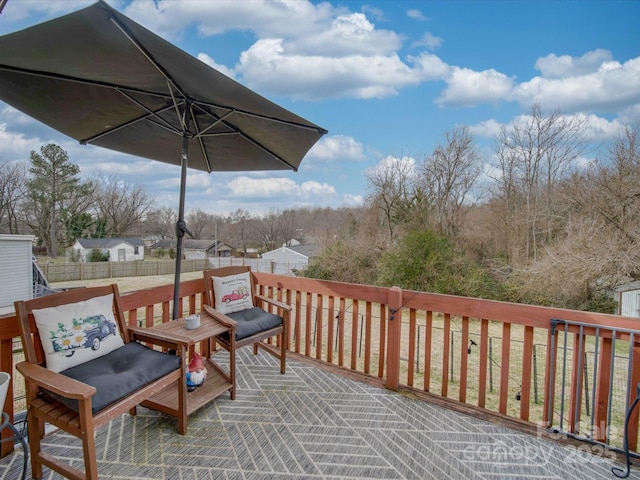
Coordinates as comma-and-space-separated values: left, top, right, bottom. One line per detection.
385, 286, 402, 390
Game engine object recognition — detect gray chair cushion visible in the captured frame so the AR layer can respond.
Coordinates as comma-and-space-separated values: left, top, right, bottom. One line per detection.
226, 307, 283, 341
55, 342, 180, 415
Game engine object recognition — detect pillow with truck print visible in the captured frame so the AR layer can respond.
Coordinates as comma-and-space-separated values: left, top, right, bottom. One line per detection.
32, 294, 125, 373
211, 271, 254, 314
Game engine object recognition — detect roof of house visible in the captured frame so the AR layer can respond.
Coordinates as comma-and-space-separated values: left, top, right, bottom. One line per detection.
75, 237, 145, 248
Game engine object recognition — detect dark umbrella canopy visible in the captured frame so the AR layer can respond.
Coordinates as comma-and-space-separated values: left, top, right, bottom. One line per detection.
0, 1, 327, 318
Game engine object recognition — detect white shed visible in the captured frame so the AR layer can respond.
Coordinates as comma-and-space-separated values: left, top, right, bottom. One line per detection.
617, 281, 640, 318
259, 244, 318, 275
0, 234, 35, 310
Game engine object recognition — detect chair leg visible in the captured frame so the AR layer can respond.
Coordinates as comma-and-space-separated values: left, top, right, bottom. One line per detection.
280, 333, 286, 374
27, 414, 43, 479
79, 403, 99, 480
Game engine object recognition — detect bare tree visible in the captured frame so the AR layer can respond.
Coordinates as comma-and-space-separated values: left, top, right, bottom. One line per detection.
186, 209, 215, 239
365, 155, 416, 239
143, 207, 177, 241
229, 209, 252, 254
419, 126, 481, 237
0, 160, 26, 233
491, 103, 588, 263
256, 210, 279, 251
91, 174, 153, 237
278, 208, 300, 245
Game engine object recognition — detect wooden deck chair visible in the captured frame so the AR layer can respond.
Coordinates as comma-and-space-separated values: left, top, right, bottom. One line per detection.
15, 284, 186, 480
203, 266, 290, 374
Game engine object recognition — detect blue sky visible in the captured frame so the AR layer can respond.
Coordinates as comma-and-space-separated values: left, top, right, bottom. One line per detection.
1, 0, 639, 217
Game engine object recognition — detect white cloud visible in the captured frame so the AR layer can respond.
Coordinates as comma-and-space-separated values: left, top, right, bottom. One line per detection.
515, 53, 640, 113
125, 0, 442, 100
469, 119, 503, 139
407, 9, 428, 21
437, 67, 515, 107
341, 193, 364, 206
535, 49, 613, 79
196, 53, 236, 79
227, 176, 336, 200
618, 104, 640, 125
306, 135, 366, 162
237, 39, 436, 99
125, 0, 336, 40
368, 155, 417, 178
413, 32, 443, 51
288, 13, 402, 57
0, 123, 41, 162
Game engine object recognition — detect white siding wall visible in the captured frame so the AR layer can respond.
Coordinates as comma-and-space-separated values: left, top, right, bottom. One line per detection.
621, 289, 640, 318
260, 247, 308, 274
0, 234, 35, 309
107, 243, 144, 262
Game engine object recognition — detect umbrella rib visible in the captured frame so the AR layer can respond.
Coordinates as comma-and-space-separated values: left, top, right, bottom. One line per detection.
108, 10, 189, 111
187, 105, 212, 172
190, 103, 300, 170
0, 64, 178, 102
118, 88, 182, 133
200, 130, 298, 171
81, 101, 183, 145
192, 98, 328, 135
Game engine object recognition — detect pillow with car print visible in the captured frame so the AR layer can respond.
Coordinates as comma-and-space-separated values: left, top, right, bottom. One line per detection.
32, 293, 125, 373
211, 271, 254, 314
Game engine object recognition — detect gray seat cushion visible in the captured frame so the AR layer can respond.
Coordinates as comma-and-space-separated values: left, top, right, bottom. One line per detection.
226, 307, 283, 341
55, 342, 180, 415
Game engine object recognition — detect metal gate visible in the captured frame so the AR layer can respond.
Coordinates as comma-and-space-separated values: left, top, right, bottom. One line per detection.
547, 318, 640, 455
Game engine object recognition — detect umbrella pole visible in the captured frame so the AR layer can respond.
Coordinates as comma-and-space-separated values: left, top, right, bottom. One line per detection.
172, 131, 191, 320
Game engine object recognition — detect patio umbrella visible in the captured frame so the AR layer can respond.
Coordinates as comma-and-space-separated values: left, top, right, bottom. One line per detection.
0, 1, 327, 319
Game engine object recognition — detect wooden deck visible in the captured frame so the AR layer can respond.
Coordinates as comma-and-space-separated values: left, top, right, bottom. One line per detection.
0, 348, 636, 480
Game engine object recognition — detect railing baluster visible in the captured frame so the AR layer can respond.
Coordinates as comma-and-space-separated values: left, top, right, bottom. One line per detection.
350, 301, 359, 370
442, 313, 450, 397
408, 308, 417, 388
460, 316, 469, 403
424, 310, 432, 392
498, 322, 511, 414
478, 319, 489, 408
521, 325, 534, 421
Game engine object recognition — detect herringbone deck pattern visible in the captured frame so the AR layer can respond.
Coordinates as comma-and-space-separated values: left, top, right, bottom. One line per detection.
1, 348, 638, 479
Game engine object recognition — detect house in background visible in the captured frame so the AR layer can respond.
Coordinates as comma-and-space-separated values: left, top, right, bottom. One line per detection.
149, 239, 232, 259
260, 244, 319, 275
71, 238, 145, 262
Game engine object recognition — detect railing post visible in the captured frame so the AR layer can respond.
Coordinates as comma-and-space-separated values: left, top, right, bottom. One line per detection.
385, 286, 402, 390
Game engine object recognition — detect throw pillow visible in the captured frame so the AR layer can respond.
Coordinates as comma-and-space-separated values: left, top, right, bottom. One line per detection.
32, 293, 125, 373
211, 271, 254, 314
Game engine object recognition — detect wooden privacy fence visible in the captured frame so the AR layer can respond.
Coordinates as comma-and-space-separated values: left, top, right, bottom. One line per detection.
41, 257, 307, 282
2, 272, 640, 459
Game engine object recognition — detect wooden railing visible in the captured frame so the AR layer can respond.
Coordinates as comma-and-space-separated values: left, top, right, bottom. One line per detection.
2, 272, 639, 458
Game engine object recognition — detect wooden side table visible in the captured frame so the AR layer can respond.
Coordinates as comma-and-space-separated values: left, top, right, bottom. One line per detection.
129, 309, 236, 434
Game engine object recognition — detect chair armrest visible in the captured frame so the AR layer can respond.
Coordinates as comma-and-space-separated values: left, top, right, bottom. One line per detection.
202, 304, 238, 329
127, 325, 190, 347
255, 294, 292, 312
16, 361, 96, 400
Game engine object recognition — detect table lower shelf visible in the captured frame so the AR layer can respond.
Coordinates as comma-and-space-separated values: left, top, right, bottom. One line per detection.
142, 358, 233, 417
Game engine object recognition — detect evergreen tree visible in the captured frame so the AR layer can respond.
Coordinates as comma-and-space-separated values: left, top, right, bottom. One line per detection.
24, 144, 92, 257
